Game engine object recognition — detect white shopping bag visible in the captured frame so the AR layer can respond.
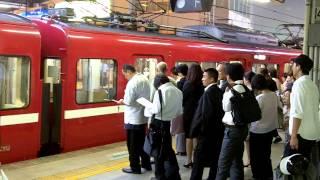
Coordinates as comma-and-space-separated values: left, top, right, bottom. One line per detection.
0, 169, 8, 180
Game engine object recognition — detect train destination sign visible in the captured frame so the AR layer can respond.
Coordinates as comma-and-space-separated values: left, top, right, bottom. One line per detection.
170, 0, 213, 13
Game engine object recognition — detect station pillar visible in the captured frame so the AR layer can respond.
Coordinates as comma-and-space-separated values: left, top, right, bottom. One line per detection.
304, 0, 320, 87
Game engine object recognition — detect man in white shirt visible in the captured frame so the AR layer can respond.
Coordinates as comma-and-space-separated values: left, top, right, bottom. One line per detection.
285, 54, 320, 160
115, 64, 151, 174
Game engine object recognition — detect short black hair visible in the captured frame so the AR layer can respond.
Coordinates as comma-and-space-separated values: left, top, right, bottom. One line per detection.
176, 64, 188, 76
122, 64, 136, 73
204, 68, 219, 82
154, 74, 169, 89
244, 71, 256, 83
171, 66, 178, 76
251, 74, 268, 90
269, 68, 278, 78
292, 54, 314, 75
225, 63, 244, 81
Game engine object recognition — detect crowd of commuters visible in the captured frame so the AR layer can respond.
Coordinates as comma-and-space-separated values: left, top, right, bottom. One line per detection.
115, 54, 320, 180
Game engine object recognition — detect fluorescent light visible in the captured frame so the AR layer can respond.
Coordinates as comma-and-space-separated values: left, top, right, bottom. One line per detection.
254, 54, 267, 60
250, 0, 271, 3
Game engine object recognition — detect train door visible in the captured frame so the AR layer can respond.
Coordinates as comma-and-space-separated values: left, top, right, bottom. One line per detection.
39, 58, 62, 156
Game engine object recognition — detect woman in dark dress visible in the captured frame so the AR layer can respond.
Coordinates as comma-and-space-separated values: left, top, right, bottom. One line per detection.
182, 63, 204, 167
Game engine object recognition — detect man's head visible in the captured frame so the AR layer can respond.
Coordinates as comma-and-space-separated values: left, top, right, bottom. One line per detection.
217, 63, 227, 80
225, 63, 244, 83
157, 62, 168, 74
154, 74, 169, 89
122, 64, 136, 80
176, 64, 188, 77
202, 68, 218, 87
291, 54, 314, 78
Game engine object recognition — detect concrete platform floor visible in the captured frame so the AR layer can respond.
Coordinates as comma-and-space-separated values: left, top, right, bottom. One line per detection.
1, 133, 286, 180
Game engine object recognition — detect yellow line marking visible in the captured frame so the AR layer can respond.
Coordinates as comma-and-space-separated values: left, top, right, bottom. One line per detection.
37, 161, 129, 180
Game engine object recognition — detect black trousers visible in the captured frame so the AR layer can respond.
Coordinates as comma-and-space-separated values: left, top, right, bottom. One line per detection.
283, 134, 316, 180
249, 131, 274, 180
126, 126, 151, 171
151, 120, 181, 180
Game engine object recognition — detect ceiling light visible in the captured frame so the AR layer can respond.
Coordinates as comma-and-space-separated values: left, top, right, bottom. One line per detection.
250, 0, 271, 3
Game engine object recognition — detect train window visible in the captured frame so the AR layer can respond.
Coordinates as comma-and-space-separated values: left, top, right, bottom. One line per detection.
76, 59, 117, 104
175, 61, 197, 67
284, 63, 292, 73
44, 59, 61, 84
0, 56, 30, 110
252, 63, 279, 73
201, 62, 217, 70
135, 57, 158, 81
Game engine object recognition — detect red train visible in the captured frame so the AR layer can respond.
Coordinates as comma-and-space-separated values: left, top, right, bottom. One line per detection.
0, 12, 300, 164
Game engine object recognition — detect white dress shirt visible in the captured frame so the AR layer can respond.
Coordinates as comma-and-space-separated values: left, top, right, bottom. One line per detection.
146, 82, 183, 121
250, 91, 281, 133
123, 73, 150, 125
222, 80, 245, 125
289, 75, 320, 140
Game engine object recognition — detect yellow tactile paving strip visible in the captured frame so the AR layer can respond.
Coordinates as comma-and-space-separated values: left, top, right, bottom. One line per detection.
37, 160, 129, 180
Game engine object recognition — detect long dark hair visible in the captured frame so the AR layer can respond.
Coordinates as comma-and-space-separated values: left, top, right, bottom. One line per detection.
186, 63, 203, 85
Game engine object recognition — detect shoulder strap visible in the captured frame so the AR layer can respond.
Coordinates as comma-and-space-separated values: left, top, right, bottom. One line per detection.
158, 89, 163, 121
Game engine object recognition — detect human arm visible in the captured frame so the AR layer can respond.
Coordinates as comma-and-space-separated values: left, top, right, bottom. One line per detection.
290, 117, 301, 150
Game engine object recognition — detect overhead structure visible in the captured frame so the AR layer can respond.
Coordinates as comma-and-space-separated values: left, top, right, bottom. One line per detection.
304, 0, 320, 86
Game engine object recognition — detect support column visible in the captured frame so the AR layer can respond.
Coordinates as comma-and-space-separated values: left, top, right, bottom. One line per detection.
304, 0, 320, 87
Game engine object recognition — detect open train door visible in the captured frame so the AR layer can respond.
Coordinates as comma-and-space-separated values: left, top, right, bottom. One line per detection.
39, 58, 62, 156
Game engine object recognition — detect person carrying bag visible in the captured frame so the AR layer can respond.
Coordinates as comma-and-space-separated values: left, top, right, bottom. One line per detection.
144, 74, 182, 180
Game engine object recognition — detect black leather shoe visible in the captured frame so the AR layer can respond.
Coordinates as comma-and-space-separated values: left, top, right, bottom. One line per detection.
122, 167, 141, 174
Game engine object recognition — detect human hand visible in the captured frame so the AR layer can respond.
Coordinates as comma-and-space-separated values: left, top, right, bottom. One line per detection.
113, 99, 124, 104
290, 136, 299, 150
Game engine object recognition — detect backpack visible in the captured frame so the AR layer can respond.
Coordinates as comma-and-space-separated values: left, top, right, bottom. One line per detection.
230, 84, 261, 126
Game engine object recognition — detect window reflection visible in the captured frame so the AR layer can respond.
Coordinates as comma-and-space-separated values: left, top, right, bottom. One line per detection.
135, 57, 158, 81
76, 59, 117, 104
0, 56, 30, 110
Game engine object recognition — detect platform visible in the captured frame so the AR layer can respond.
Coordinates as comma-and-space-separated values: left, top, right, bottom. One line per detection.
1, 134, 286, 180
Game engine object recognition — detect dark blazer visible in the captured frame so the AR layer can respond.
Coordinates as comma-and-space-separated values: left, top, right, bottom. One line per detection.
190, 84, 225, 166
182, 80, 204, 138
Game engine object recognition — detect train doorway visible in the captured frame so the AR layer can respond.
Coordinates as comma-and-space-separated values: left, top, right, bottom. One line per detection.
39, 58, 62, 156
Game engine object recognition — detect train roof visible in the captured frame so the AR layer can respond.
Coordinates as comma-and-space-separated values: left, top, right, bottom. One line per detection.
0, 13, 32, 24
53, 21, 300, 52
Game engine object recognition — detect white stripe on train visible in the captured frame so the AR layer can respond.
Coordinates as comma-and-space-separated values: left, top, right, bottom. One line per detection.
0, 105, 125, 126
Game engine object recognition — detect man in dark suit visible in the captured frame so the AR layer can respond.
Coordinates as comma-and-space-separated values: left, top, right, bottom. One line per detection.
189, 68, 225, 180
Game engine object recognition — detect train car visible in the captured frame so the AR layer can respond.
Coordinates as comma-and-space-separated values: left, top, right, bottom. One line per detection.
0, 13, 42, 163
0, 11, 301, 164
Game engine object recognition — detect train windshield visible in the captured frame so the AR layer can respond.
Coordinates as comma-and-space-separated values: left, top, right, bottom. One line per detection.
0, 56, 30, 110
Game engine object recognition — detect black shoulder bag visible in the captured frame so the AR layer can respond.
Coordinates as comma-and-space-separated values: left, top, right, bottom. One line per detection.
143, 90, 163, 157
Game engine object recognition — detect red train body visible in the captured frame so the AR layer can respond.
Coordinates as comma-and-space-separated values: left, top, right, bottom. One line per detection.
0, 13, 301, 164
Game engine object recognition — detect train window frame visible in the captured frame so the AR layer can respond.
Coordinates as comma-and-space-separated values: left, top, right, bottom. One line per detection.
0, 55, 31, 110
76, 58, 117, 105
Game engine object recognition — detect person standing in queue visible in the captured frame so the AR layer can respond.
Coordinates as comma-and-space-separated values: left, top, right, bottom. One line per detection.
114, 64, 152, 174
145, 74, 183, 180
189, 68, 225, 180
182, 63, 204, 168
215, 63, 248, 180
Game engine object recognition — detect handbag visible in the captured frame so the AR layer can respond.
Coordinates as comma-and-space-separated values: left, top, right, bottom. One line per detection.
144, 90, 163, 157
